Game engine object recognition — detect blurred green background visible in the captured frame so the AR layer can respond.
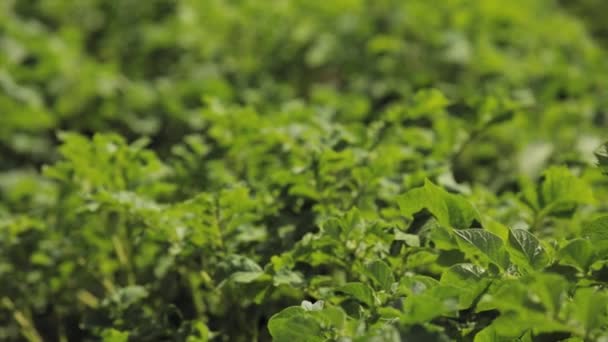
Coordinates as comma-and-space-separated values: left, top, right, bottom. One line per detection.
2, 0, 607, 170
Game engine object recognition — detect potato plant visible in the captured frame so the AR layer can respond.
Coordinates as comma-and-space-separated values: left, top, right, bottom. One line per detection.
1, 0, 608, 341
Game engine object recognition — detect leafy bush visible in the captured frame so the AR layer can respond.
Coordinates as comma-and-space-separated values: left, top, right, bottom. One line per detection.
1, 0, 608, 341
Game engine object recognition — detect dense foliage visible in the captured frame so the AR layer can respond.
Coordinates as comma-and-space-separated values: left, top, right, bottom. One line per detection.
2, 0, 608, 341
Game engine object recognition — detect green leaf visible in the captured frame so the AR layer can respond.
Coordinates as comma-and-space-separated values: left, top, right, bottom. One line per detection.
268, 307, 324, 342
596, 143, 608, 174
480, 110, 515, 129
558, 239, 595, 271
106, 286, 149, 310
230, 271, 266, 283
186, 321, 210, 342
399, 275, 440, 296
310, 306, 346, 330
338, 282, 375, 306
394, 231, 421, 247
356, 325, 402, 342
582, 216, 608, 241
273, 268, 304, 286
441, 264, 491, 309
507, 228, 548, 270
569, 288, 608, 336
540, 166, 595, 212
526, 273, 570, 317
365, 260, 395, 291
474, 325, 529, 342
101, 329, 129, 342
407, 88, 450, 118
581, 216, 608, 257
476, 275, 572, 335
441, 264, 486, 287
399, 179, 479, 229
455, 229, 510, 269
478, 273, 569, 317
401, 286, 460, 324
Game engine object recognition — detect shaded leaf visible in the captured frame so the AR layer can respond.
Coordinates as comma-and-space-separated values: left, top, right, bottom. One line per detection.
338, 282, 375, 306
268, 307, 324, 342
365, 260, 395, 291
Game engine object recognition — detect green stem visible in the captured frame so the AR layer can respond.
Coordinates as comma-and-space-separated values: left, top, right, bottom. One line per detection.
110, 213, 136, 286
2, 298, 43, 342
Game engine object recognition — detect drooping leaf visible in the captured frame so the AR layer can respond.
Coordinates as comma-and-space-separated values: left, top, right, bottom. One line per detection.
399, 179, 480, 229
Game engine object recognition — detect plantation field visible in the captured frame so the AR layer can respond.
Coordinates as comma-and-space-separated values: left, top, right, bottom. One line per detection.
2, 0, 608, 341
